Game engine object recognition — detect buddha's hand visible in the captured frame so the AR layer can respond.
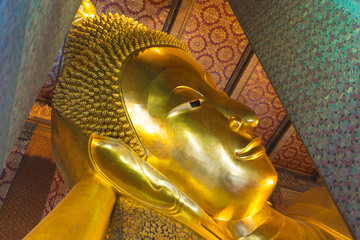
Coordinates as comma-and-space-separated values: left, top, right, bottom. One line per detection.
88, 133, 184, 213
88, 134, 232, 240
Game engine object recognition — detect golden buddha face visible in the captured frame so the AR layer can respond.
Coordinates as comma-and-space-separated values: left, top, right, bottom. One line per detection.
121, 47, 278, 221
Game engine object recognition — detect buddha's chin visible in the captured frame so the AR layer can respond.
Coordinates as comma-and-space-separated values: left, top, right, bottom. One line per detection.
206, 196, 269, 222
204, 167, 277, 220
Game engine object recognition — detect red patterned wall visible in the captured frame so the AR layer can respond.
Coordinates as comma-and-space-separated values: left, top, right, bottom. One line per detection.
273, 130, 316, 175
180, 0, 248, 90
237, 63, 288, 145
96, 0, 170, 31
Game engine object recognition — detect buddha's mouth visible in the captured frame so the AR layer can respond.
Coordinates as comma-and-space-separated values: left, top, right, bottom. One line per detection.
234, 141, 265, 161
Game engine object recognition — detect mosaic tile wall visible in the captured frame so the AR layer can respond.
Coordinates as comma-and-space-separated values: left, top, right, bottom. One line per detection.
228, 0, 360, 237
180, 0, 248, 90
237, 63, 317, 174
0, 0, 82, 172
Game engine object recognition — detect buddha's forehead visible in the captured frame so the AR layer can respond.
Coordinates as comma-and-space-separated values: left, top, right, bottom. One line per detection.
121, 47, 258, 127
121, 47, 219, 108
121, 47, 208, 94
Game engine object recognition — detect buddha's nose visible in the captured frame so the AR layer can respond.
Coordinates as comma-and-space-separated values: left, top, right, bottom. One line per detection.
229, 116, 243, 132
229, 116, 263, 160
229, 115, 260, 141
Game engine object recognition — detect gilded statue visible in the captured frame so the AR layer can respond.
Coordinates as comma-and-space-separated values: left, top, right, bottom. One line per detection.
24, 1, 352, 239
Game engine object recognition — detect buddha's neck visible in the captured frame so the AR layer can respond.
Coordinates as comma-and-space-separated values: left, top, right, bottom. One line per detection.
219, 204, 343, 240
218, 204, 275, 238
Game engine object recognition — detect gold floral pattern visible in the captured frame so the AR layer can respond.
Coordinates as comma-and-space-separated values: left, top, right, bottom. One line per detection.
106, 197, 203, 240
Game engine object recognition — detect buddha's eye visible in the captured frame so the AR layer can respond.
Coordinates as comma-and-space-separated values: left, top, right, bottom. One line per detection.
166, 87, 205, 116
168, 99, 205, 115
190, 99, 202, 108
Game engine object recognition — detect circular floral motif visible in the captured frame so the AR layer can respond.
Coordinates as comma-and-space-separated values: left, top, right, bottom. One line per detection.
275, 111, 286, 123
286, 160, 301, 170
148, 0, 167, 6
209, 26, 229, 45
283, 134, 295, 147
197, 54, 215, 70
209, 71, 221, 87
222, 1, 235, 17
236, 39, 248, 55
124, 0, 146, 15
223, 63, 236, 79
230, 19, 244, 37
254, 102, 270, 116
248, 87, 265, 102
266, 81, 277, 93
188, 35, 207, 53
99, 2, 125, 15
156, 5, 171, 25
282, 147, 298, 159
299, 142, 309, 154
183, 14, 200, 34
200, 5, 221, 26
136, 14, 156, 30
260, 130, 273, 144
215, 45, 235, 63
258, 116, 274, 130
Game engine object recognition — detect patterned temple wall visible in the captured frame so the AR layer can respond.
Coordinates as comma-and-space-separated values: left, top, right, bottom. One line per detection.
228, 0, 360, 237
179, 0, 248, 90
0, 0, 82, 171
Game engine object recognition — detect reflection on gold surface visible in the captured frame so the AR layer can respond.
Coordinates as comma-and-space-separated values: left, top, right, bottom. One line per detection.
24, 1, 353, 239
73, 0, 96, 26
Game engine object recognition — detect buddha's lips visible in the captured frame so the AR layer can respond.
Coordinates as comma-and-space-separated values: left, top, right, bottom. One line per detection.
234, 145, 265, 161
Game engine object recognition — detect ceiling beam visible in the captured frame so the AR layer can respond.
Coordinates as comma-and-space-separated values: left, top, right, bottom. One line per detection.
224, 44, 254, 96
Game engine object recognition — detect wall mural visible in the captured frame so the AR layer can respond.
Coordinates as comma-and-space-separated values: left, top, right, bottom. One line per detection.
237, 63, 287, 146
180, 0, 248, 90
227, 0, 360, 236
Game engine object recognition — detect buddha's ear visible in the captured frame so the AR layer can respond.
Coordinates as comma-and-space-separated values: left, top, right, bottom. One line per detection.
73, 0, 97, 26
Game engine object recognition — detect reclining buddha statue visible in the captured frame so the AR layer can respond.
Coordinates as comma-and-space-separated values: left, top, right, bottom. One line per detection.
24, 1, 352, 239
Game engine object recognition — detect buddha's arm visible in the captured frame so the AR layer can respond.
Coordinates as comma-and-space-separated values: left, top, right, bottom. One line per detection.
238, 206, 323, 239
24, 176, 116, 240
234, 193, 352, 240
88, 134, 232, 240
